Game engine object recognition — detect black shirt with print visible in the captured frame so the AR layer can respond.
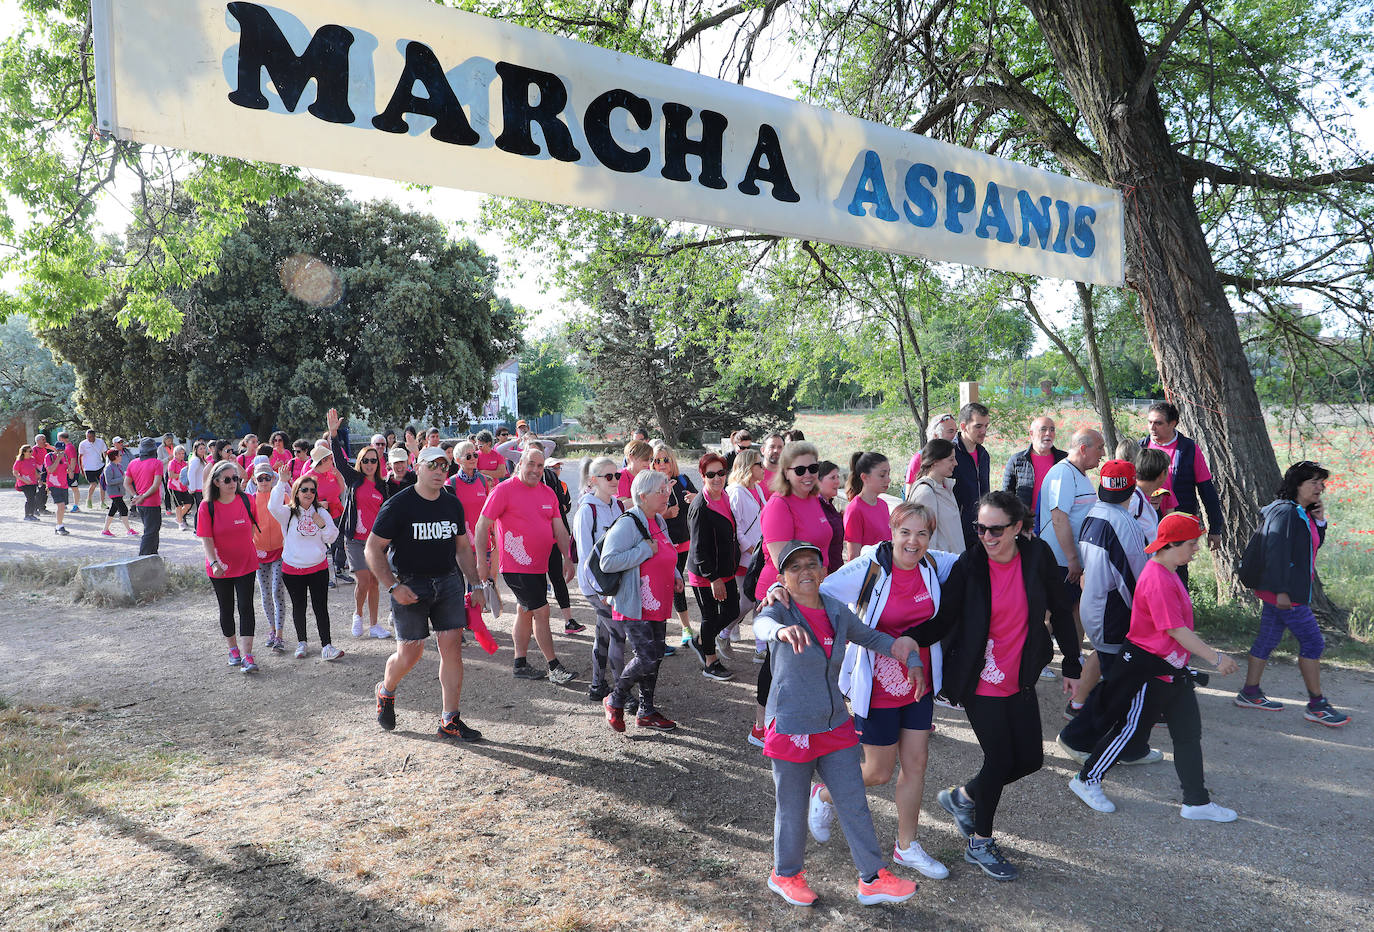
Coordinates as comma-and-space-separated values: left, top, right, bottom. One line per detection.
371, 486, 468, 578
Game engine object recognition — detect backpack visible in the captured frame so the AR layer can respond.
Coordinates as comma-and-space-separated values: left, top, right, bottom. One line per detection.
178, 465, 190, 487
1238, 527, 1265, 590
741, 546, 767, 600
588, 512, 650, 597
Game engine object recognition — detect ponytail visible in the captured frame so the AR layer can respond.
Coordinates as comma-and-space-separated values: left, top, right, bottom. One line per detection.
846, 451, 888, 500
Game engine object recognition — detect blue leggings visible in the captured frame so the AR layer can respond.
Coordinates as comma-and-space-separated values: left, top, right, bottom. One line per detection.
1250, 602, 1324, 660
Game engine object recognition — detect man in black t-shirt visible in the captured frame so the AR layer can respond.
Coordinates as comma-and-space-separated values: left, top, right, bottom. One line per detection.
367, 446, 486, 741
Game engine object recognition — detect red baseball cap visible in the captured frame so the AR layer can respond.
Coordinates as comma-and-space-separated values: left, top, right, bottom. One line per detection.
1145, 513, 1205, 553
1098, 459, 1136, 504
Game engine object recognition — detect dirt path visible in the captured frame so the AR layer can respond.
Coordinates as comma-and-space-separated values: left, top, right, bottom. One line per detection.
1, 536, 1372, 930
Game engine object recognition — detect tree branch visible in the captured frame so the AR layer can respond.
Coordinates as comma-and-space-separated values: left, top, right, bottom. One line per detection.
1130, 0, 1204, 113
1178, 155, 1374, 191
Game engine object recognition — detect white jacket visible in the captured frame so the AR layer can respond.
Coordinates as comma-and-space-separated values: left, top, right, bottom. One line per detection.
823, 542, 959, 719
725, 483, 765, 571
267, 475, 339, 570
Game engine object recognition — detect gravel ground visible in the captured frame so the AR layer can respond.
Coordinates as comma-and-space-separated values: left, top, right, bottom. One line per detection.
1, 499, 1372, 931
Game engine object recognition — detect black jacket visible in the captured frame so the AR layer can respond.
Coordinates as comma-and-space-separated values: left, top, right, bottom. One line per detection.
1239, 499, 1326, 604
331, 435, 391, 540
1001, 444, 1067, 513
916, 535, 1083, 704
687, 492, 740, 582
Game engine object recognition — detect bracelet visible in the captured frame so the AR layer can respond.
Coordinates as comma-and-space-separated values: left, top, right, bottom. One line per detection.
1214, 650, 1226, 666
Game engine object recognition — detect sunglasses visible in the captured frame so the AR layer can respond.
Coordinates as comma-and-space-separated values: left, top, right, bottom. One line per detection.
298, 486, 317, 495
598, 472, 622, 481
975, 522, 1012, 538
422, 460, 449, 472
254, 476, 273, 483
653, 457, 673, 465
789, 463, 821, 476
218, 475, 240, 484
702, 469, 727, 479
461, 452, 478, 460
359, 457, 378, 465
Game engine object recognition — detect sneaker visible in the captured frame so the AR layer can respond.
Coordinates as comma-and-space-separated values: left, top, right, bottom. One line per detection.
376, 684, 396, 731
893, 840, 949, 879
604, 697, 625, 733
1121, 748, 1164, 765
24, 515, 39, 521
663, 643, 676, 657
1063, 700, 1083, 720
1234, 688, 1284, 711
687, 637, 709, 668
351, 613, 365, 637
702, 660, 733, 681
680, 628, 695, 646
101, 529, 115, 537
624, 696, 640, 716
548, 664, 577, 685
321, 644, 344, 662
937, 786, 976, 837
294, 642, 307, 659
964, 838, 1018, 880
807, 784, 835, 842
437, 715, 482, 742
127, 529, 138, 536
856, 868, 917, 906
368, 624, 392, 639
636, 711, 677, 730
68, 505, 80, 513
768, 870, 817, 907
227, 648, 242, 667
513, 663, 547, 680
1039, 665, 1057, 680
587, 683, 610, 702
328, 579, 337, 589
1055, 735, 1089, 765
933, 692, 962, 711
335, 571, 355, 584
563, 619, 586, 634
753, 648, 767, 665
1304, 699, 1351, 727
1069, 775, 1116, 813
55, 526, 70, 536
747, 725, 766, 748
269, 635, 285, 654
1180, 801, 1238, 822
716, 635, 735, 659
241, 655, 259, 674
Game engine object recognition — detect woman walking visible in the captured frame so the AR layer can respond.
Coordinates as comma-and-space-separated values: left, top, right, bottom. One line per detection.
685, 452, 740, 681
197, 460, 262, 672
653, 443, 698, 652
167, 445, 194, 530
725, 448, 767, 663
13, 444, 41, 521
932, 491, 1081, 881
817, 462, 846, 577
328, 409, 392, 638
249, 462, 288, 653
574, 456, 628, 701
100, 449, 135, 537
906, 440, 965, 555
269, 464, 344, 661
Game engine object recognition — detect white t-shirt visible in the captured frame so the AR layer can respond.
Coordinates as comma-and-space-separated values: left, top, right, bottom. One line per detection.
78, 438, 108, 471
1038, 460, 1097, 567
1128, 487, 1160, 542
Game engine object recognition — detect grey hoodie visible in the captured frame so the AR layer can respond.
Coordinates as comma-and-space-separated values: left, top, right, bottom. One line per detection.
572, 490, 622, 597
598, 505, 679, 619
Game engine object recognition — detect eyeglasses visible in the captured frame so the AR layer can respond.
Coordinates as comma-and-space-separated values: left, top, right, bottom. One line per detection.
254, 476, 273, 483
218, 476, 240, 485
422, 460, 449, 472
598, 472, 622, 481
299, 486, 317, 495
702, 469, 727, 479
974, 522, 1012, 538
789, 463, 821, 476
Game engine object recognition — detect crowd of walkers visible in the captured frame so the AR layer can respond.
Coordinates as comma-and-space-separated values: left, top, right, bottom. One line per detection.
9, 402, 1352, 907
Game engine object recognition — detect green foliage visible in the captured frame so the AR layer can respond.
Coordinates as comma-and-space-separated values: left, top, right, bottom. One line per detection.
518, 337, 580, 416
0, 313, 77, 424
40, 181, 519, 438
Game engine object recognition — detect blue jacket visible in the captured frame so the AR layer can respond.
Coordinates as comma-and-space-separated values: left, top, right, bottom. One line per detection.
1241, 499, 1326, 604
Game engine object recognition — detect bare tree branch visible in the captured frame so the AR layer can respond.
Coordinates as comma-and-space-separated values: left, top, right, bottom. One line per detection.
1130, 0, 1204, 113
1178, 155, 1374, 191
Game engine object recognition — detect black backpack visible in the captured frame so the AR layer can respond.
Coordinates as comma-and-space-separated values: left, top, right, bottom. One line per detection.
588, 512, 650, 597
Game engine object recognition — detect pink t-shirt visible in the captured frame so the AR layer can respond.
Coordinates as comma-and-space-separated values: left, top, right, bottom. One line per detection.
757, 494, 834, 600
476, 449, 506, 474
167, 459, 189, 492
1129, 559, 1193, 673
762, 603, 858, 762
871, 566, 935, 706
1147, 435, 1213, 494
236, 452, 255, 473
196, 495, 260, 578
290, 455, 309, 481
480, 477, 559, 574
446, 473, 489, 538
306, 468, 344, 519
126, 458, 163, 506
1030, 453, 1056, 512
269, 448, 293, 469
687, 490, 735, 587
617, 470, 637, 500
12, 458, 38, 487
614, 519, 678, 622
760, 469, 777, 501
1148, 487, 1179, 514
905, 453, 922, 485
843, 496, 891, 547
976, 554, 1028, 697
353, 481, 385, 540
43, 450, 71, 489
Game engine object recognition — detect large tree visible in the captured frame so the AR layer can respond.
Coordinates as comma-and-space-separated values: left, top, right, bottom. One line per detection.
42, 182, 520, 438
0, 313, 78, 426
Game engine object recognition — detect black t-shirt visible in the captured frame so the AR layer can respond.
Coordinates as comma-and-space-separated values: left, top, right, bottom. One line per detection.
371, 486, 467, 577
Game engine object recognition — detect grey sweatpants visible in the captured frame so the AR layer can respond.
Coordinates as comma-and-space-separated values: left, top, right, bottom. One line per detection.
589, 599, 626, 689
771, 743, 885, 880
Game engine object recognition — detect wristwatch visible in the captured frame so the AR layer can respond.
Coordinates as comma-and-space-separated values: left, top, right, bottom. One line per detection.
388, 582, 399, 593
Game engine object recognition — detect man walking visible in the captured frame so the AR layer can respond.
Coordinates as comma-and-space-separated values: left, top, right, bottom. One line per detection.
952, 402, 991, 549
1001, 415, 1065, 535
367, 446, 487, 741
124, 437, 165, 555
1141, 402, 1224, 550
79, 429, 109, 509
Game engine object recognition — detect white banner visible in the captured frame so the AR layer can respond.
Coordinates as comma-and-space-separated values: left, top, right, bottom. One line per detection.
92, 0, 1124, 285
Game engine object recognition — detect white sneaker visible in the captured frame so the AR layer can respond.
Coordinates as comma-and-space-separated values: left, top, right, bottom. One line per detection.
1180, 802, 1237, 822
715, 635, 734, 659
893, 840, 949, 879
368, 624, 392, 639
294, 642, 307, 659
807, 784, 834, 843
1122, 748, 1164, 765
1069, 775, 1116, 813
321, 644, 345, 662
1039, 665, 1057, 680
351, 613, 365, 637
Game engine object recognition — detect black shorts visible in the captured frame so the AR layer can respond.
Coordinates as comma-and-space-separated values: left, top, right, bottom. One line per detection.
502, 571, 549, 611
50, 487, 70, 505
84, 469, 102, 484
391, 572, 467, 641
855, 693, 935, 745
171, 490, 194, 506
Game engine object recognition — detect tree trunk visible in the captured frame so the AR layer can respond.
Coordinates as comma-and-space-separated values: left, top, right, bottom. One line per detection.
1075, 282, 1119, 452
1022, 0, 1299, 612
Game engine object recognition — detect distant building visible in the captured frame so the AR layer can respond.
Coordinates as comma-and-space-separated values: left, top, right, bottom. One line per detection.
481, 358, 519, 420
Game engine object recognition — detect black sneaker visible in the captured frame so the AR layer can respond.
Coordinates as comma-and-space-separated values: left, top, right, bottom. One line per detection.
702, 660, 734, 681
687, 637, 710, 668
513, 663, 547, 680
548, 664, 577, 685
334, 571, 355, 584
587, 683, 610, 702
964, 838, 1018, 881
938, 787, 976, 837
437, 715, 482, 742
563, 619, 586, 634
376, 684, 396, 731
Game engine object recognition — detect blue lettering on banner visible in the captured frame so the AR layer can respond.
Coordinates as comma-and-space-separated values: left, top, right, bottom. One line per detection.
846, 150, 899, 221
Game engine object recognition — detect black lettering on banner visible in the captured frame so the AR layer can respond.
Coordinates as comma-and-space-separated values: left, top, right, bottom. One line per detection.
583, 88, 652, 173
226, 1, 355, 124
737, 123, 799, 202
372, 41, 480, 145
660, 102, 728, 189
493, 62, 581, 161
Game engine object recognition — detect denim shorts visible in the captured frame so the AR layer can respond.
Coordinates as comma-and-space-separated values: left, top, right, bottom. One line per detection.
391, 571, 467, 641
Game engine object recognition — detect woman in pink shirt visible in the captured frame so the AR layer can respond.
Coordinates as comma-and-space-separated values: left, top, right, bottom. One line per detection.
13, 445, 40, 521
843, 452, 892, 562
197, 460, 262, 673
268, 431, 293, 469
167, 445, 194, 530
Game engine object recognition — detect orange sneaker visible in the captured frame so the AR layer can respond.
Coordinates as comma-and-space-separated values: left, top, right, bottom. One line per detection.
768, 869, 817, 907
856, 868, 917, 905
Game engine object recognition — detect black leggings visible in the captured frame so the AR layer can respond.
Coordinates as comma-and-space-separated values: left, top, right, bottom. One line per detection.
107, 496, 128, 518
547, 546, 572, 610
673, 551, 689, 613
283, 569, 332, 645
691, 579, 740, 651
962, 689, 1044, 837
20, 485, 38, 518
211, 572, 257, 638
